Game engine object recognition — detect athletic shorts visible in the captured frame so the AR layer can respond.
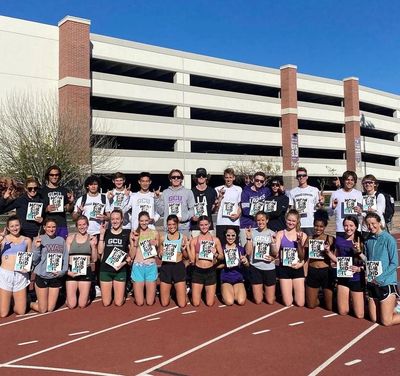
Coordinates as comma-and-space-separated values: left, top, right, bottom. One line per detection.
100, 269, 127, 283
277, 265, 305, 280
35, 275, 64, 289
367, 283, 399, 302
131, 263, 158, 283
337, 278, 364, 292
306, 267, 335, 290
0, 267, 30, 292
248, 265, 276, 286
66, 267, 94, 282
159, 261, 186, 284
191, 266, 217, 286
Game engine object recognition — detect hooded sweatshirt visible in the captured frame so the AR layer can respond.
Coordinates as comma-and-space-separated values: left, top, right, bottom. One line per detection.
155, 186, 195, 231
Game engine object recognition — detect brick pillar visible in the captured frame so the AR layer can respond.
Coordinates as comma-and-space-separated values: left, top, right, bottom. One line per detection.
280, 65, 298, 189
58, 16, 91, 165
343, 77, 362, 178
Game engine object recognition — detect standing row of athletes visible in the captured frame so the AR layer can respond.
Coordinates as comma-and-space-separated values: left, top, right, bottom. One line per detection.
0, 165, 398, 327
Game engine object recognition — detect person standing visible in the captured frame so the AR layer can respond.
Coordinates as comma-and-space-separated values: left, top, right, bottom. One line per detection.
106, 172, 131, 230
190, 168, 217, 237
215, 168, 242, 245
288, 167, 323, 236
40, 165, 74, 239
265, 178, 289, 232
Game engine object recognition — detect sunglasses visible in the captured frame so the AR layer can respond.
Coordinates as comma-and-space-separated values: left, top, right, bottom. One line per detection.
297, 174, 307, 178
170, 176, 182, 180
271, 183, 280, 187
226, 234, 236, 238
196, 174, 206, 178
49, 173, 60, 177
27, 187, 38, 192
254, 179, 265, 184
363, 181, 374, 185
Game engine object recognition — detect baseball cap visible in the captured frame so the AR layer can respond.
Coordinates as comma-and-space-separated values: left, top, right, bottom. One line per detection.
195, 168, 207, 177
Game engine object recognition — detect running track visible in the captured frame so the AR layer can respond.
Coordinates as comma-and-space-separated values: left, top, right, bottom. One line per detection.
0, 234, 399, 376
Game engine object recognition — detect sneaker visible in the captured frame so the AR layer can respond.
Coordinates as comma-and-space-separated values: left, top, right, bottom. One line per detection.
95, 286, 102, 298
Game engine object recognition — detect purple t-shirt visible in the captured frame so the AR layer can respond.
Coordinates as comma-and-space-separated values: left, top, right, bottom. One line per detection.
335, 235, 361, 282
220, 245, 246, 284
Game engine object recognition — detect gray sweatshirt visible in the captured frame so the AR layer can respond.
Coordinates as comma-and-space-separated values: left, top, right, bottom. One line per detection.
155, 186, 195, 231
32, 234, 68, 278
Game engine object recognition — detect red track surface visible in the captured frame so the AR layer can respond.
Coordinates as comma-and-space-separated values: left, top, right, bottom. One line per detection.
0, 234, 399, 376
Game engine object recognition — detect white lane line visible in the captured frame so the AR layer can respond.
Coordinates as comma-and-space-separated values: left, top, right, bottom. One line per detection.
0, 364, 123, 375
17, 340, 38, 346
345, 359, 362, 366
134, 355, 163, 364
137, 305, 291, 376
252, 329, 271, 335
16, 312, 38, 317
218, 304, 227, 308
0, 298, 102, 327
323, 313, 338, 318
308, 323, 379, 376
379, 347, 395, 354
289, 321, 304, 326
0, 306, 178, 367
146, 317, 161, 322
181, 310, 196, 315
68, 331, 90, 336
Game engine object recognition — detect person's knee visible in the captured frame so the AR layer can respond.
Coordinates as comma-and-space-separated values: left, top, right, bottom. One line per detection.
0, 311, 9, 318
381, 317, 393, 327
223, 297, 234, 306
237, 297, 246, 306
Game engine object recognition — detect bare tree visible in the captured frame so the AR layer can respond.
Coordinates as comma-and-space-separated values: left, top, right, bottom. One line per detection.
0, 92, 115, 188
228, 157, 281, 183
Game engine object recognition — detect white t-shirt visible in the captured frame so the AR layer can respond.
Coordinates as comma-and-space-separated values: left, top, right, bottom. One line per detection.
74, 194, 109, 235
361, 192, 386, 231
215, 185, 242, 226
329, 188, 363, 232
288, 185, 320, 228
107, 189, 131, 229
125, 191, 159, 231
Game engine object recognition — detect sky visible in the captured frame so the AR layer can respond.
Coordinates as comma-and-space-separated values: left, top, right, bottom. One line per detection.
1, 0, 399, 95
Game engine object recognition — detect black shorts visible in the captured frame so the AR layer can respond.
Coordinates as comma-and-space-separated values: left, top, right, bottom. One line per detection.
277, 265, 305, 280
160, 261, 186, 284
337, 278, 364, 292
66, 268, 94, 282
191, 266, 217, 286
35, 275, 64, 288
367, 283, 399, 302
248, 265, 276, 286
306, 267, 335, 290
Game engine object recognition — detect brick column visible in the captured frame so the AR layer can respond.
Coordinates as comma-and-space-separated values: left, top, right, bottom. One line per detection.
343, 77, 362, 177
280, 65, 298, 189
58, 16, 91, 165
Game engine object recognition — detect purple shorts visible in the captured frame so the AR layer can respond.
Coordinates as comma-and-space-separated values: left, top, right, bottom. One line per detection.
56, 226, 68, 239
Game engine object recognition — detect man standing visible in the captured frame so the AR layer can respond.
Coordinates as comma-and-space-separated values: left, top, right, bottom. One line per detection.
215, 168, 242, 245
288, 167, 323, 236
107, 172, 131, 230
190, 168, 217, 237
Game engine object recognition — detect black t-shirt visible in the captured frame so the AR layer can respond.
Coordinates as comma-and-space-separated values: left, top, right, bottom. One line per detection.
40, 186, 69, 227
100, 229, 130, 273
190, 186, 217, 230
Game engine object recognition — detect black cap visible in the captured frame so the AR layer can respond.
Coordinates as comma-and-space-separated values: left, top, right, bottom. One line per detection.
195, 168, 207, 177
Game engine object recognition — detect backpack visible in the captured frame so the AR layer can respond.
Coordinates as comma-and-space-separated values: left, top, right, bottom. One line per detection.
376, 191, 395, 223
81, 193, 106, 207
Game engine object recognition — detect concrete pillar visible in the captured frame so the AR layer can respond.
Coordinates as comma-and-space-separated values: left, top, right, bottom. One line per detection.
174, 72, 190, 85
58, 16, 91, 165
280, 64, 298, 189
343, 77, 363, 180
393, 110, 400, 118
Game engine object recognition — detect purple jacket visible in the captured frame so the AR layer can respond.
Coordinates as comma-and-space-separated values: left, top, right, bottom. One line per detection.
240, 185, 271, 229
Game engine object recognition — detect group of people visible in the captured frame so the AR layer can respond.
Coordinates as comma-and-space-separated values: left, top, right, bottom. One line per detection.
0, 165, 399, 327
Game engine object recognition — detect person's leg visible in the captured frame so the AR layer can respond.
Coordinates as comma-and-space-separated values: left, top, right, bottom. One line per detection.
221, 283, 235, 306
66, 280, 78, 309
293, 278, 305, 307
368, 297, 378, 323
380, 294, 400, 326
145, 281, 157, 306
279, 279, 294, 307
77, 281, 91, 308
337, 285, 350, 316
252, 284, 264, 304
133, 282, 145, 306
31, 285, 49, 313
306, 286, 320, 309
191, 283, 204, 307
0, 289, 12, 317
264, 284, 276, 305
233, 283, 247, 305
12, 288, 27, 315
174, 281, 187, 308
350, 291, 364, 319
100, 281, 113, 307
112, 280, 126, 307
204, 284, 216, 307
323, 288, 333, 311
47, 287, 60, 312
160, 282, 172, 307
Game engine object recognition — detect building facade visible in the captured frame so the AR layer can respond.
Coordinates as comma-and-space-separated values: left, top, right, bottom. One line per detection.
1, 15, 400, 196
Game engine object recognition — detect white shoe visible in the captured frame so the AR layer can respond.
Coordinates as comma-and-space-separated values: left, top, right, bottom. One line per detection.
95, 286, 102, 298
